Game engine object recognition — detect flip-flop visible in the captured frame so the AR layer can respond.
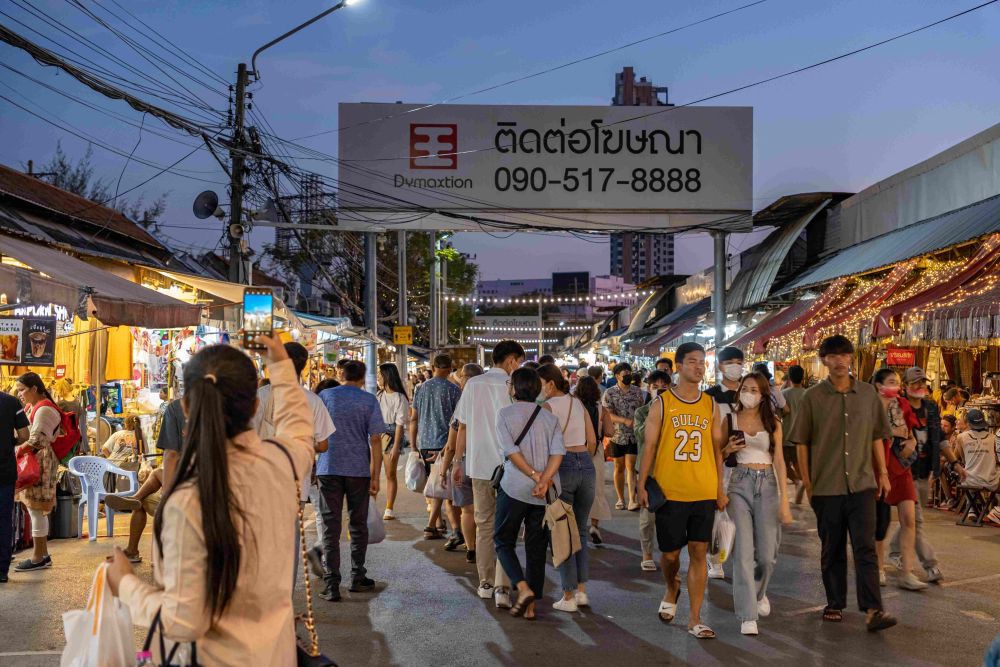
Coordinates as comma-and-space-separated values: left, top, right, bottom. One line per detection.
822, 608, 843, 623
615, 500, 626, 510
866, 610, 898, 632
641, 560, 657, 572
688, 624, 716, 639
657, 588, 682, 623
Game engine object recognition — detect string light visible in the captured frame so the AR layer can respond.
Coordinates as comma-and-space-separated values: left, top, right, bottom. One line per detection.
469, 337, 560, 344
446, 289, 656, 306
467, 325, 590, 332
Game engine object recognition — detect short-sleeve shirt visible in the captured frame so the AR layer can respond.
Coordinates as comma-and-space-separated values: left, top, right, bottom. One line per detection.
316, 385, 384, 478
412, 377, 461, 451
652, 390, 718, 502
156, 400, 185, 452
788, 378, 892, 496
602, 384, 645, 446
377, 391, 410, 431
252, 384, 336, 444
0, 392, 30, 485
957, 430, 999, 490
454, 368, 512, 480
496, 402, 565, 506
781, 386, 806, 440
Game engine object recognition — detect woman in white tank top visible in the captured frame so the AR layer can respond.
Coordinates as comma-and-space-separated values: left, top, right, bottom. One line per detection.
538, 364, 598, 613
719, 372, 793, 636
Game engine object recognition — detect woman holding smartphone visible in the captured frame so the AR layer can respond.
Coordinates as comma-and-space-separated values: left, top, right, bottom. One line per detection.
720, 372, 793, 636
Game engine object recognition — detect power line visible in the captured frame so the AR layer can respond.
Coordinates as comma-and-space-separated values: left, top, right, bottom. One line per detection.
336, 0, 1000, 163
293, 0, 770, 140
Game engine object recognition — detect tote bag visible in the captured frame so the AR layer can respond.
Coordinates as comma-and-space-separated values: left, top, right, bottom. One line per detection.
61, 562, 134, 667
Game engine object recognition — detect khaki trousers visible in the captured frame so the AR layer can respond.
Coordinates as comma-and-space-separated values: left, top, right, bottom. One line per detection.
472, 478, 511, 589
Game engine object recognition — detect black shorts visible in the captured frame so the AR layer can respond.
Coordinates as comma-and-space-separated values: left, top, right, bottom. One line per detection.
655, 499, 716, 553
419, 448, 441, 474
609, 440, 638, 458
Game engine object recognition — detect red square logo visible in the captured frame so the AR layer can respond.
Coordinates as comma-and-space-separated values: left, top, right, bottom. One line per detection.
409, 124, 457, 170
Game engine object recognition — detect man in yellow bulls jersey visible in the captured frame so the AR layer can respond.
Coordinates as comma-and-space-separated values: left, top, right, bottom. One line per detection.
638, 342, 727, 640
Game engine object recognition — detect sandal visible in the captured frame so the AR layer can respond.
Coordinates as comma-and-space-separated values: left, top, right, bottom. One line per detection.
640, 560, 657, 572
657, 587, 682, 623
423, 527, 444, 540
688, 624, 716, 639
866, 610, 898, 633
822, 608, 843, 623
615, 500, 625, 510
510, 589, 535, 618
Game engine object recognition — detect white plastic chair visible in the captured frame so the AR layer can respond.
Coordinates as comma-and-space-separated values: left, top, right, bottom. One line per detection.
68, 456, 138, 542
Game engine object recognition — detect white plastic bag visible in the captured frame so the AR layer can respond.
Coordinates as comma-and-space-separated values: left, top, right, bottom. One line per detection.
61, 562, 134, 667
710, 509, 736, 564
423, 456, 451, 500
404, 450, 426, 492
367, 497, 385, 544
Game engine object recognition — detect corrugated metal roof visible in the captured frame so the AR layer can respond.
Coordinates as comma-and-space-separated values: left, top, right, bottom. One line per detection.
781, 193, 1000, 293
727, 198, 830, 310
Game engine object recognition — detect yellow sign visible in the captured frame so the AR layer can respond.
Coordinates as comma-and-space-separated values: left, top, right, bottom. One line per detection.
393, 326, 413, 345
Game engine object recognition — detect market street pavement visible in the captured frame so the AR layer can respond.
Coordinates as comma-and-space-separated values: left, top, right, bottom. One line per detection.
2, 462, 999, 666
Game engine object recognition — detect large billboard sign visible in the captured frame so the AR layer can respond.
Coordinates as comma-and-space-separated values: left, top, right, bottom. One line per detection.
337, 103, 752, 232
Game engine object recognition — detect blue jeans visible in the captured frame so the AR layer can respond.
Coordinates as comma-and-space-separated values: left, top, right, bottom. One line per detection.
557, 451, 595, 592
494, 488, 547, 597
728, 466, 781, 622
0, 482, 13, 576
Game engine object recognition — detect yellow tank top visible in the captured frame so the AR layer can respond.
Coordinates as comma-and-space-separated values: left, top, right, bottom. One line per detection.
652, 389, 718, 502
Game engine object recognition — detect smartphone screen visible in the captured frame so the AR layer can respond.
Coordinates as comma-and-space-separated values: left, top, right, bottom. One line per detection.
242, 288, 273, 349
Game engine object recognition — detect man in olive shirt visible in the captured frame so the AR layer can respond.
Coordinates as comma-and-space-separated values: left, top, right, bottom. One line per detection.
781, 365, 807, 500
789, 335, 896, 632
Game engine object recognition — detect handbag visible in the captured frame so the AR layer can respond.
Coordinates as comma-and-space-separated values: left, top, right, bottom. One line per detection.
544, 487, 581, 567
267, 440, 339, 667
490, 405, 542, 491
139, 609, 199, 666
16, 448, 40, 491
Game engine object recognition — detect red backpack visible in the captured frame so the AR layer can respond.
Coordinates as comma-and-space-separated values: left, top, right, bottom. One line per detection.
32, 399, 83, 461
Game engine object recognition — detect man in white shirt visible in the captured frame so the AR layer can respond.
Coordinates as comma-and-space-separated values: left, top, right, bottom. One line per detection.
453, 340, 525, 609
252, 342, 335, 576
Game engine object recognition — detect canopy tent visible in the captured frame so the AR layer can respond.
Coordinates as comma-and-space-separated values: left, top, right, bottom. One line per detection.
0, 234, 200, 328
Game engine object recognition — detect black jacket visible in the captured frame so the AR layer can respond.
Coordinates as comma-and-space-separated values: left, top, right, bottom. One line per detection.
911, 398, 941, 479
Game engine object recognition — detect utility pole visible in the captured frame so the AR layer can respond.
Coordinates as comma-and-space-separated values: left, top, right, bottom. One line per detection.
538, 298, 544, 361
428, 230, 438, 351
712, 230, 728, 351
397, 230, 408, 382
441, 247, 448, 347
228, 63, 249, 284
364, 231, 378, 394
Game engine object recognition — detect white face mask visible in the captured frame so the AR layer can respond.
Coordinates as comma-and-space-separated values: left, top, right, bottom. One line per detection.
722, 364, 743, 382
739, 392, 762, 409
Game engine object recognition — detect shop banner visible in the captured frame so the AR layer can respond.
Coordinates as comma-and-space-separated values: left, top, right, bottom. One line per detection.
886, 347, 916, 366
0, 317, 57, 366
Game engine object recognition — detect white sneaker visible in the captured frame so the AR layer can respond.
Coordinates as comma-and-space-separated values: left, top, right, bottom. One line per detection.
477, 583, 494, 600
553, 598, 579, 613
757, 595, 771, 617
574, 591, 590, 607
708, 562, 725, 579
741, 621, 759, 636
382, 508, 396, 520
495, 587, 512, 609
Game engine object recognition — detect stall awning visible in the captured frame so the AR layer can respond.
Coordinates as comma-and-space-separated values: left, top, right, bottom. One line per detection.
726, 279, 848, 354
872, 235, 1000, 337
0, 234, 200, 328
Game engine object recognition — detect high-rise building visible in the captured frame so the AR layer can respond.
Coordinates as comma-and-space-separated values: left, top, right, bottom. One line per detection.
610, 67, 675, 283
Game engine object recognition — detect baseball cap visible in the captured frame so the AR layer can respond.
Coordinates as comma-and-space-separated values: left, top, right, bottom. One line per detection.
902, 367, 927, 385
966, 408, 989, 431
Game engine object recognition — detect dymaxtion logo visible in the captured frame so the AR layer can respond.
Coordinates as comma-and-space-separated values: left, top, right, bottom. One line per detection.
395, 123, 473, 189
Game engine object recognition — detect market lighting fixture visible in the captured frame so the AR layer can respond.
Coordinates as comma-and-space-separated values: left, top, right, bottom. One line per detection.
447, 289, 655, 305
467, 325, 589, 332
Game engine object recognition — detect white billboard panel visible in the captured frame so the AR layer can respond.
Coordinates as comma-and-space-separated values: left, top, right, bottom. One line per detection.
336, 103, 752, 232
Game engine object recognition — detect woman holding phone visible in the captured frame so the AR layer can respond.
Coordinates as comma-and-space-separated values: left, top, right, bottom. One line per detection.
377, 363, 410, 521
720, 372, 793, 636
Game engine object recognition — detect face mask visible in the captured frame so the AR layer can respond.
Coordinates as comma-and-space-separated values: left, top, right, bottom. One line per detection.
619, 374, 632, 385
739, 392, 761, 409
879, 386, 899, 398
909, 389, 928, 399
722, 364, 743, 382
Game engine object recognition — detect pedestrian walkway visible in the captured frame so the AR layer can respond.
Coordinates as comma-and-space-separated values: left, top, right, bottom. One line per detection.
2, 465, 999, 666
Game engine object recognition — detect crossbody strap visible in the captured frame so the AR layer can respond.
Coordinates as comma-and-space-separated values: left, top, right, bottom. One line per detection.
514, 405, 543, 447
560, 398, 573, 435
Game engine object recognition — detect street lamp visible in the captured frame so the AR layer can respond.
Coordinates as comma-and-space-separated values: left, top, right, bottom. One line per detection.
251, 0, 362, 78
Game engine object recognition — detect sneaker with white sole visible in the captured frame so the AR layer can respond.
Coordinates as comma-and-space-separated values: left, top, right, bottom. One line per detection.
925, 566, 944, 584
708, 562, 725, 579
574, 591, 589, 607
757, 595, 771, 617
899, 573, 929, 591
477, 583, 494, 599
741, 621, 759, 636
553, 598, 579, 613
640, 559, 657, 572
495, 587, 512, 609
383, 508, 396, 521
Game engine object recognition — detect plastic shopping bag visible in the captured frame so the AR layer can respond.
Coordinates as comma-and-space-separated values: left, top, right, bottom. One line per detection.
368, 498, 385, 544
709, 510, 736, 564
404, 450, 427, 493
61, 562, 134, 667
15, 449, 40, 491
423, 456, 451, 500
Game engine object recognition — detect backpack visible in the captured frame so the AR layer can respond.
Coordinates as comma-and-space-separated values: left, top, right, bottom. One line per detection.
33, 399, 82, 461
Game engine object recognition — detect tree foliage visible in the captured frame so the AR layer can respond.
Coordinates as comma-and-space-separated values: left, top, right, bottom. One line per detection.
263, 230, 477, 347
29, 142, 167, 229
